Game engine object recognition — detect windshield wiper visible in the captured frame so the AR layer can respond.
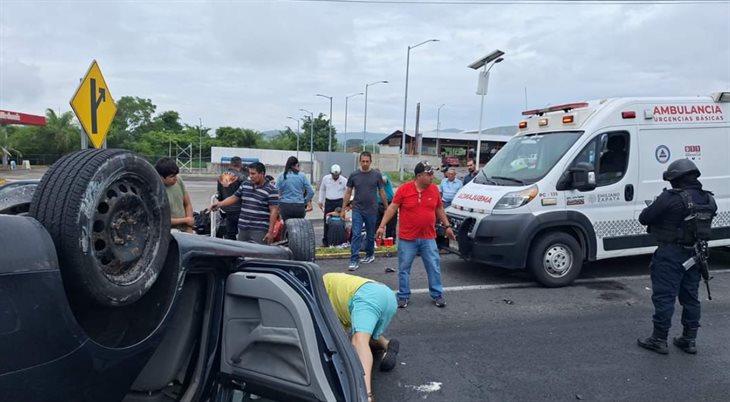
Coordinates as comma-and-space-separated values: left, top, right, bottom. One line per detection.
477, 170, 497, 185
490, 176, 525, 185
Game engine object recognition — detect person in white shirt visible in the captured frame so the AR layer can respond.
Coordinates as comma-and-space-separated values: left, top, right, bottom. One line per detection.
318, 164, 348, 246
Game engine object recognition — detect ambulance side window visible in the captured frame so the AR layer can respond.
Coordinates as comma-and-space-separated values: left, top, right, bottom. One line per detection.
596, 131, 629, 186
569, 131, 629, 187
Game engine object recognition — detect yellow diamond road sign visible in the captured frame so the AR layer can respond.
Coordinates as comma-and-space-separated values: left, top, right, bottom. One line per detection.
70, 60, 117, 149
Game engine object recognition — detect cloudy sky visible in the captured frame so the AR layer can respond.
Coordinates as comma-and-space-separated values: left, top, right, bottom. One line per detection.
2, 0, 729, 136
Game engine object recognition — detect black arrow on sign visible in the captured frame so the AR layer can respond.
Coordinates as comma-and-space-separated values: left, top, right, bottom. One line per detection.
89, 78, 106, 134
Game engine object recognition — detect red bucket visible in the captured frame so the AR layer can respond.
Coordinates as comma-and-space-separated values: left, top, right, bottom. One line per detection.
376, 238, 383, 247
384, 237, 394, 247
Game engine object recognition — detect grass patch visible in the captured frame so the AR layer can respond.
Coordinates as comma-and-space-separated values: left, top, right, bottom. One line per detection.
316, 245, 398, 258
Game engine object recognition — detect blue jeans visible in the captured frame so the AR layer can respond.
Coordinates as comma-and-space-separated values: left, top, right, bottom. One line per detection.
351, 210, 377, 263
397, 238, 443, 300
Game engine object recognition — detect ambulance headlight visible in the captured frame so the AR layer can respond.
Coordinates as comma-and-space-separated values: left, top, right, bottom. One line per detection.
494, 185, 538, 209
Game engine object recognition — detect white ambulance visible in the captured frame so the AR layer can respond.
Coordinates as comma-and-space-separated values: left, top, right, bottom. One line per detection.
446, 92, 730, 287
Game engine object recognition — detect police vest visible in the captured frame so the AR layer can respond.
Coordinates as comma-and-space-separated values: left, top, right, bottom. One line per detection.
652, 189, 717, 245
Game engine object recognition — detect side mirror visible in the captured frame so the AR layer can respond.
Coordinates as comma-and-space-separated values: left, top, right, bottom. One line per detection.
569, 162, 596, 192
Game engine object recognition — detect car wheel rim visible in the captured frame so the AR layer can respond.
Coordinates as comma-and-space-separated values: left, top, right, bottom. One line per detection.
92, 177, 153, 282
542, 243, 573, 278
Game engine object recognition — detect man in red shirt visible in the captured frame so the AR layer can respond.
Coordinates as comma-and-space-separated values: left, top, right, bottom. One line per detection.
376, 161, 455, 308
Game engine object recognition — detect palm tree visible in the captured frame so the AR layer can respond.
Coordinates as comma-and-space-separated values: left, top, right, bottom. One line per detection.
43, 108, 79, 154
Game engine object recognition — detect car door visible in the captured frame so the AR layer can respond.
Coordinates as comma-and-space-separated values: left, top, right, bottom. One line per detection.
561, 129, 641, 257
218, 259, 367, 402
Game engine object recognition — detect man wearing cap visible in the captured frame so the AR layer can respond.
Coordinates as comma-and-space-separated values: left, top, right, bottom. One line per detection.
319, 164, 348, 246
377, 161, 455, 308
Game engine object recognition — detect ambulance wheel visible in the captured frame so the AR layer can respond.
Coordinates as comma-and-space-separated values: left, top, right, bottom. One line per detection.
30, 149, 170, 306
528, 232, 582, 287
286, 218, 315, 262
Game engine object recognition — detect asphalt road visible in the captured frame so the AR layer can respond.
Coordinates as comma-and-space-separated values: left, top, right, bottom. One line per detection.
8, 172, 730, 401
184, 177, 730, 401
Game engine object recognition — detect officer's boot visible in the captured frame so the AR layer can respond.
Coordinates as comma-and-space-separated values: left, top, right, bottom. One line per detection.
673, 327, 698, 354
637, 328, 669, 355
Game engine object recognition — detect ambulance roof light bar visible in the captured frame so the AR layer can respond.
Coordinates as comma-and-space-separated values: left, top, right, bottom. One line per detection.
522, 102, 589, 116
711, 92, 730, 102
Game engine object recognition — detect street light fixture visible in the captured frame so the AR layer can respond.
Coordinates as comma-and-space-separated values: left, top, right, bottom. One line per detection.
400, 38, 439, 181
436, 104, 445, 156
344, 92, 364, 152
315, 94, 333, 153
286, 116, 300, 159
469, 49, 505, 167
299, 108, 315, 179
363, 80, 388, 152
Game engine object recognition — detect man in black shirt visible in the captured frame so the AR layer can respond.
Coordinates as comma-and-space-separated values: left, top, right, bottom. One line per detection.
341, 151, 388, 271
216, 156, 246, 239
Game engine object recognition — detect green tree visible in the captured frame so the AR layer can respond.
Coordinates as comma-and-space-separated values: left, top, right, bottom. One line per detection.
108, 96, 156, 148
215, 127, 262, 148
300, 113, 337, 152
150, 110, 183, 133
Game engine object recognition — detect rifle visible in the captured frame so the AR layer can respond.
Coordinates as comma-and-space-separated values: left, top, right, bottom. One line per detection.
682, 240, 712, 300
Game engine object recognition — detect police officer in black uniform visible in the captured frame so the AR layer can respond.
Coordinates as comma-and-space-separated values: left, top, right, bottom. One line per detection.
637, 159, 716, 355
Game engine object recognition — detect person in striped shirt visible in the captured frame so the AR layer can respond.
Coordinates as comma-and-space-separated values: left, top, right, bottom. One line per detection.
210, 162, 279, 244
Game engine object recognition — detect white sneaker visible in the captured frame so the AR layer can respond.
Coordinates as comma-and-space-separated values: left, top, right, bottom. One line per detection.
348, 261, 360, 271
360, 255, 375, 264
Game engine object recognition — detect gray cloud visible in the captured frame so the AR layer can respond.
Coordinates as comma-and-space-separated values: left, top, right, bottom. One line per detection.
1, 1, 728, 134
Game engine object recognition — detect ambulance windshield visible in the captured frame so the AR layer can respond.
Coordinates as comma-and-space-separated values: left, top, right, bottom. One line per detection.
475, 131, 583, 186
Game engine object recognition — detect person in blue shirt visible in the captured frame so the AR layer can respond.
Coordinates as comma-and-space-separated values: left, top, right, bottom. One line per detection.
276, 156, 315, 221
376, 173, 396, 239
439, 168, 463, 209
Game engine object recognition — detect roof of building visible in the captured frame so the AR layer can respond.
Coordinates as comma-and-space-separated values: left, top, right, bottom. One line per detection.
379, 126, 516, 145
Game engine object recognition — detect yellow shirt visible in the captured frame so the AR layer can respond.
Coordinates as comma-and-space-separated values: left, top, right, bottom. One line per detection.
323, 273, 371, 329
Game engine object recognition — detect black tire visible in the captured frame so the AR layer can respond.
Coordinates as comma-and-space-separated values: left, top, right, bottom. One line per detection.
527, 231, 583, 287
285, 218, 315, 262
30, 149, 170, 306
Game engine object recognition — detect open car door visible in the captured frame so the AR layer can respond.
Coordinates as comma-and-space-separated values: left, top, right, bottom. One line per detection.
217, 259, 367, 402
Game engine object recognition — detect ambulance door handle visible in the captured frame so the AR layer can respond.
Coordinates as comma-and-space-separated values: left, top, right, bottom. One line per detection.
624, 184, 634, 202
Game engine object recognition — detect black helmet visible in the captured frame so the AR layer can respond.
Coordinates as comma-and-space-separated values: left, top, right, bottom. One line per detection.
662, 159, 700, 181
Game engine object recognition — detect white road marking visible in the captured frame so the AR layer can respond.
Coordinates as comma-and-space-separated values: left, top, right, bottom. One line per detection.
409, 269, 730, 294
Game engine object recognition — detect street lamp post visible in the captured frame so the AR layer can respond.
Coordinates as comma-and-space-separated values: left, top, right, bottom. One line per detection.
400, 39, 439, 181
299, 108, 315, 179
363, 80, 388, 152
286, 116, 300, 159
468, 49, 505, 168
198, 117, 202, 172
436, 104, 445, 156
344, 92, 364, 152
316, 94, 333, 152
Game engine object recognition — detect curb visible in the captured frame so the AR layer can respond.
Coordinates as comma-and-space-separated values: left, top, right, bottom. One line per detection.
316, 250, 396, 260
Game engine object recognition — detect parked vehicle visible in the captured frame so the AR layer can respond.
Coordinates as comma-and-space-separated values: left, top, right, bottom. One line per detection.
445, 92, 730, 287
0, 149, 366, 402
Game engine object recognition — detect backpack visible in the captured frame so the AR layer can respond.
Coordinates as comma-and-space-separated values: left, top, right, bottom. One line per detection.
675, 190, 717, 243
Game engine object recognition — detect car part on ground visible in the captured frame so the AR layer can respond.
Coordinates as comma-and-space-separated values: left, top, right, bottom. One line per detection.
285, 218, 316, 262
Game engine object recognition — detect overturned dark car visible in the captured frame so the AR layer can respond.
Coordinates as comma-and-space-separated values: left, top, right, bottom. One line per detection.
0, 149, 367, 402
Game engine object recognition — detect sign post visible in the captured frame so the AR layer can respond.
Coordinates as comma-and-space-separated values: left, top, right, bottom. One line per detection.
70, 60, 117, 149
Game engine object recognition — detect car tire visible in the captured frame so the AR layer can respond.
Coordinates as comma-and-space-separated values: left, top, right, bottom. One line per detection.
285, 218, 315, 262
528, 231, 583, 287
30, 149, 170, 306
